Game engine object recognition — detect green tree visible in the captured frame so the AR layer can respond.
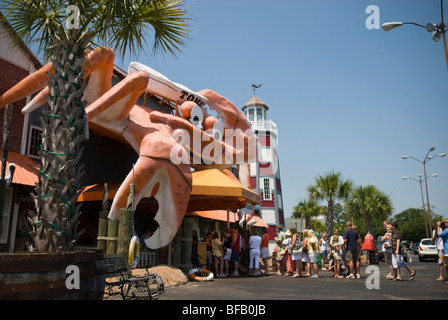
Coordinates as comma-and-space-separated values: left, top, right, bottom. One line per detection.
310, 219, 325, 234
344, 185, 393, 238
394, 207, 443, 243
2, 0, 189, 252
293, 199, 322, 229
331, 203, 347, 234
307, 171, 353, 236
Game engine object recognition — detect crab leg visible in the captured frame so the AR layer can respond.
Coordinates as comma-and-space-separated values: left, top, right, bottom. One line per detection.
0, 47, 115, 113
109, 156, 191, 249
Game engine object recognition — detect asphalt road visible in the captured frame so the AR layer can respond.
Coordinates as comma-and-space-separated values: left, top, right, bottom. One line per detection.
157, 256, 447, 301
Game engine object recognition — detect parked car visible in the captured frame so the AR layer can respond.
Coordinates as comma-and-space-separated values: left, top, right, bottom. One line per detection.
401, 240, 411, 262
411, 243, 419, 255
376, 236, 384, 261
418, 238, 438, 261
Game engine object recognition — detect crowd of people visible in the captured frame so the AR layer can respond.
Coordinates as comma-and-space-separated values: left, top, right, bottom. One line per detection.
274, 223, 364, 279
196, 225, 270, 278
194, 218, 448, 283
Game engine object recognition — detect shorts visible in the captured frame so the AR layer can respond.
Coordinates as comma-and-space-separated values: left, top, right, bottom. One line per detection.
261, 247, 269, 259
346, 249, 358, 262
309, 252, 318, 263
392, 253, 407, 269
438, 249, 444, 265
301, 253, 310, 263
291, 252, 302, 261
224, 248, 232, 260
230, 252, 240, 263
332, 251, 341, 261
321, 250, 328, 256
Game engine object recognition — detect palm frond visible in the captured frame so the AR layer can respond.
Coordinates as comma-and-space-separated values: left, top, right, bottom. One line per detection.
2, 0, 80, 61
2, 0, 190, 60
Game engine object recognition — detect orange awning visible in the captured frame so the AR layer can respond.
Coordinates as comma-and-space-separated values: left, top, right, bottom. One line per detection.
189, 169, 260, 211
77, 182, 119, 202
79, 168, 261, 212
247, 214, 269, 228
190, 210, 238, 223
0, 151, 38, 186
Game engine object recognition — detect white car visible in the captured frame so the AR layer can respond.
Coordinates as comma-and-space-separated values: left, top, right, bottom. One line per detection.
418, 238, 438, 261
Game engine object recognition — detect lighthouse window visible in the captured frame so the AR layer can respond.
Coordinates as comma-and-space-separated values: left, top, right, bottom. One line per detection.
257, 107, 263, 121
263, 178, 272, 200
248, 108, 254, 122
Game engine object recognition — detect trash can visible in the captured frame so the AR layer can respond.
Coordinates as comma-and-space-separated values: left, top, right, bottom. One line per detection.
368, 250, 379, 265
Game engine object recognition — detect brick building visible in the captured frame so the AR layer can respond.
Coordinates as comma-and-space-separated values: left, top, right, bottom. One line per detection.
0, 13, 43, 252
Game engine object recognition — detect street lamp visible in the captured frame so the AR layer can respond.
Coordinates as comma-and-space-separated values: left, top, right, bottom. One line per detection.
382, 0, 448, 72
402, 173, 438, 238
402, 147, 446, 235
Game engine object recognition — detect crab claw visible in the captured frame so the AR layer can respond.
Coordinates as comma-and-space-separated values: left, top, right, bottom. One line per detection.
107, 156, 191, 249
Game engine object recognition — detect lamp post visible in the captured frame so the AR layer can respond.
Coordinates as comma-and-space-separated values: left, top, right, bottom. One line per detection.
402, 147, 446, 235
382, 0, 448, 72
402, 174, 438, 238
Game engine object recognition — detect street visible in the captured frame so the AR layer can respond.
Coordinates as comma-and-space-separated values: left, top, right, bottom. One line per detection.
157, 257, 447, 301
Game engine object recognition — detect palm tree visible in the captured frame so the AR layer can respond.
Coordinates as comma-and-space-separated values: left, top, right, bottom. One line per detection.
293, 199, 322, 230
344, 185, 393, 237
307, 171, 353, 236
1, 0, 189, 252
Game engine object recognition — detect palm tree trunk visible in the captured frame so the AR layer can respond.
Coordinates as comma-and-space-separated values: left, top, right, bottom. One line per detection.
325, 200, 334, 236
27, 33, 88, 252
365, 215, 374, 238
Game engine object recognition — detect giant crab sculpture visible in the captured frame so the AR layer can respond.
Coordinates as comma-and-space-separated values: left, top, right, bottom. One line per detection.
0, 47, 257, 249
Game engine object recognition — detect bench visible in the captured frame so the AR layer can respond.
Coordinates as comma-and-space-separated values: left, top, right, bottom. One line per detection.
104, 254, 164, 300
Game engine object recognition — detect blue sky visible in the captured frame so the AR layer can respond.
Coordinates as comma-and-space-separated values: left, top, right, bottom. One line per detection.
112, 0, 448, 219
29, 1, 447, 219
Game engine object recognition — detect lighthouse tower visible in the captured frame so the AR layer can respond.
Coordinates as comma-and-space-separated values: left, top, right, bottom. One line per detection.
242, 93, 284, 253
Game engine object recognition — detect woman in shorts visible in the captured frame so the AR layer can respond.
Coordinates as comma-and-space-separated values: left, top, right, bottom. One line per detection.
301, 230, 311, 277
307, 229, 319, 278
260, 228, 270, 275
319, 233, 329, 270
221, 228, 232, 277
381, 224, 394, 280
290, 228, 303, 278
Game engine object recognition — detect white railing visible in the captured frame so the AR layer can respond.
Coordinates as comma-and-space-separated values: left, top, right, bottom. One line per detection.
250, 119, 277, 130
